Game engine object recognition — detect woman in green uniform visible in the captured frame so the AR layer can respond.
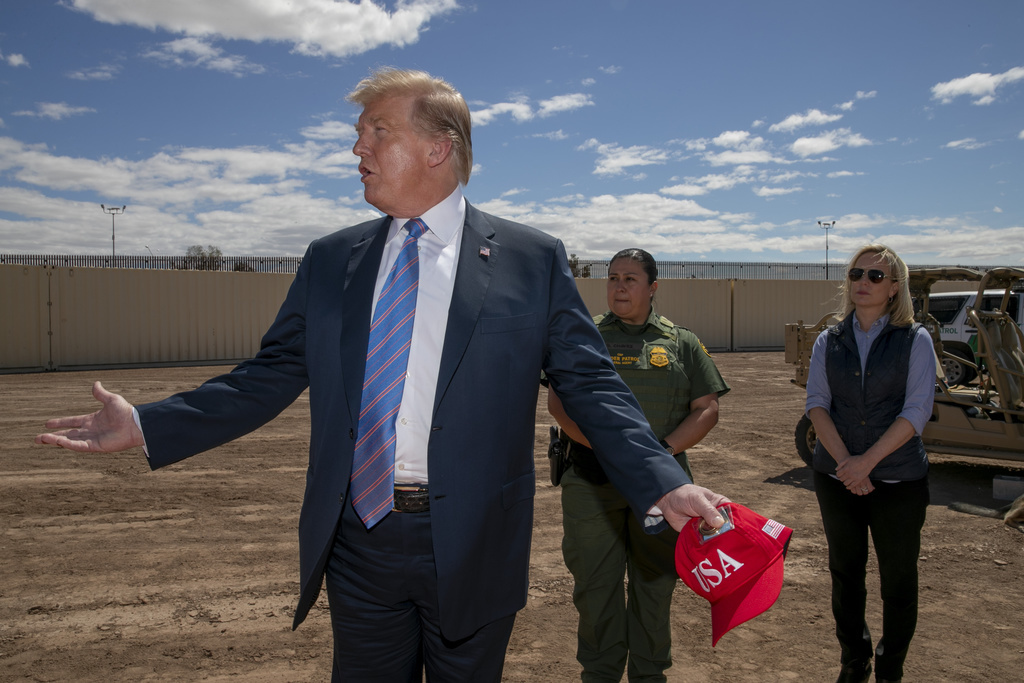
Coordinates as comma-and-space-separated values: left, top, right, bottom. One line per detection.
548, 248, 729, 682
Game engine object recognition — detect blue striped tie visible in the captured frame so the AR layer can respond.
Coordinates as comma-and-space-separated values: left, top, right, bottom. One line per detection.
351, 217, 428, 528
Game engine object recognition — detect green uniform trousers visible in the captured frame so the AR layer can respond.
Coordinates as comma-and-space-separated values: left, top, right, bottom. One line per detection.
561, 466, 681, 682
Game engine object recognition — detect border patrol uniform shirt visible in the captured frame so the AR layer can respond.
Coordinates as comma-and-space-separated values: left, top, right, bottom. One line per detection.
595, 309, 730, 478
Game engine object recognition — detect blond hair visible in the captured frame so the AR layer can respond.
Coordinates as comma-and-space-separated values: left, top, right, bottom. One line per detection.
347, 67, 473, 185
835, 243, 914, 326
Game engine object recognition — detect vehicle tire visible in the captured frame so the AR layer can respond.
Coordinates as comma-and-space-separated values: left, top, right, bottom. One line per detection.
794, 415, 815, 467
942, 347, 977, 386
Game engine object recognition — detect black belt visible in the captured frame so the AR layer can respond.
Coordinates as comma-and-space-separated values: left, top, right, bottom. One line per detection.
393, 484, 430, 513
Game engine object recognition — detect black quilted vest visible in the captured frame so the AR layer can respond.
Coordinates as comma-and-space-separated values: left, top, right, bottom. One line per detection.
812, 316, 928, 481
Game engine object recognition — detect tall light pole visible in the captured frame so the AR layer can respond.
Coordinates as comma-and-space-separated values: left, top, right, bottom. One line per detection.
100, 204, 127, 257
817, 220, 836, 279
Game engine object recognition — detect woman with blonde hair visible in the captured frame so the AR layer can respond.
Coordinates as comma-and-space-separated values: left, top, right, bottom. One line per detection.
805, 244, 936, 683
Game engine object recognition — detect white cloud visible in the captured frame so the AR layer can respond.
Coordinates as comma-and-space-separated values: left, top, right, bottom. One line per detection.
581, 78, 596, 87
300, 120, 356, 141
713, 130, 756, 148
4, 52, 29, 67
660, 170, 753, 197
791, 128, 871, 158
68, 0, 458, 58
659, 183, 708, 197
537, 93, 594, 118
769, 109, 843, 133
599, 65, 621, 74
698, 131, 779, 166
0, 135, 369, 254
839, 91, 875, 111
0, 136, 358, 209
474, 192, 728, 259
472, 94, 592, 126
943, 138, 990, 151
889, 223, 1024, 262
143, 37, 265, 76
704, 148, 778, 166
472, 100, 535, 126
1019, 129, 1024, 140
762, 170, 808, 184
67, 64, 122, 81
11, 102, 97, 120
754, 185, 802, 197
931, 66, 1024, 105
577, 138, 670, 176
533, 130, 569, 141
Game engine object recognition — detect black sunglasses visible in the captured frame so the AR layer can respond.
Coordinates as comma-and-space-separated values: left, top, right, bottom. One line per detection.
848, 268, 890, 284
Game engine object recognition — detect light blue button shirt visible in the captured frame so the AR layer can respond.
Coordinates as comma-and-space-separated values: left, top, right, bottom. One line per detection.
805, 314, 936, 436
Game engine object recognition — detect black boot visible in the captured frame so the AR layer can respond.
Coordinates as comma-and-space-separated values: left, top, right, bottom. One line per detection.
835, 659, 872, 683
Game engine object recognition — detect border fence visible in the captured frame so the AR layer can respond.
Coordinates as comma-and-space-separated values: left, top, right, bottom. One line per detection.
3, 256, 1020, 371
0, 254, 1001, 280
0, 254, 303, 274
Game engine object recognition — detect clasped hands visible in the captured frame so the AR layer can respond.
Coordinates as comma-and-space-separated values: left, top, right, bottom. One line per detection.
835, 455, 875, 496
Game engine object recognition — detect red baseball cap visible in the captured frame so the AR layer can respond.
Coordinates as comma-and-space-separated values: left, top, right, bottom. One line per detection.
675, 502, 793, 646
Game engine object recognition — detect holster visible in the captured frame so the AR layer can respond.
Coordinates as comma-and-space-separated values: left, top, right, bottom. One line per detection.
547, 426, 572, 486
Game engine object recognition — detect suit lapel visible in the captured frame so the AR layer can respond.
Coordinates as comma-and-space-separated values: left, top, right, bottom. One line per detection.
340, 217, 390, 424
434, 204, 497, 412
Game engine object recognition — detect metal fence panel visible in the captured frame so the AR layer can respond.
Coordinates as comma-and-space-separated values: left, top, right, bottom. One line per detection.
571, 278, 733, 351
24, 266, 294, 370
732, 280, 838, 350
0, 266, 50, 371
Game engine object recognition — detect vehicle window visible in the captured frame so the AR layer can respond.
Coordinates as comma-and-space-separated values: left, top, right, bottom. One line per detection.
979, 294, 1020, 319
927, 296, 969, 324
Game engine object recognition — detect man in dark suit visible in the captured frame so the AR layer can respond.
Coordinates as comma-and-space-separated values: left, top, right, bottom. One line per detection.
37, 68, 729, 682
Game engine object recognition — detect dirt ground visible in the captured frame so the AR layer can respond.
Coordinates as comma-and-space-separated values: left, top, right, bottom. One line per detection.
2, 352, 1022, 682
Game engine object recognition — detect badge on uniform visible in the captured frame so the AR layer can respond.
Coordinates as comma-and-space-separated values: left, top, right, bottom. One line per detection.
649, 346, 670, 367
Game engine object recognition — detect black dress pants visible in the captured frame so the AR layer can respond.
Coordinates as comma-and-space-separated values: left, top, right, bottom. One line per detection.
324, 500, 516, 682
813, 471, 929, 682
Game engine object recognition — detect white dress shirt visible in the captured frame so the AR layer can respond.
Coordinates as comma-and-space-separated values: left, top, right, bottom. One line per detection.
372, 186, 465, 484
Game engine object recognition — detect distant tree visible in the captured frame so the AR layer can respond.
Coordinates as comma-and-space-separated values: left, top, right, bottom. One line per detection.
180, 245, 223, 271
232, 261, 255, 272
567, 253, 592, 279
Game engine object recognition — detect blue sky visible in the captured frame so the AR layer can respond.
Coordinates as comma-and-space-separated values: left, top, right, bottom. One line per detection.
1, 0, 1022, 264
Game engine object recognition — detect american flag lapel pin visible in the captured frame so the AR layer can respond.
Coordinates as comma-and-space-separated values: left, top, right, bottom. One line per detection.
479, 246, 490, 258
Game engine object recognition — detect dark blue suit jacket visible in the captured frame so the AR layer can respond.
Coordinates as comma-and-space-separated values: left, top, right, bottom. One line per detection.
138, 203, 690, 640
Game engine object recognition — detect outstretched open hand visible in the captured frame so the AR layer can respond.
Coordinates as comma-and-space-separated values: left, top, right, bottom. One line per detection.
35, 381, 144, 453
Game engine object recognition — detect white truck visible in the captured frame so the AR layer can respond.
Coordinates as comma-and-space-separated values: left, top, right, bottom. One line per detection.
925, 288, 1024, 385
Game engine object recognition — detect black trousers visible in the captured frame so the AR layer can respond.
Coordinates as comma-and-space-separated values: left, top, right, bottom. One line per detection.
813, 472, 929, 681
325, 500, 516, 682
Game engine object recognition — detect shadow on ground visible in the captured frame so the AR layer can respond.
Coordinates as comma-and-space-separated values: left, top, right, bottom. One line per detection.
764, 458, 1023, 512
